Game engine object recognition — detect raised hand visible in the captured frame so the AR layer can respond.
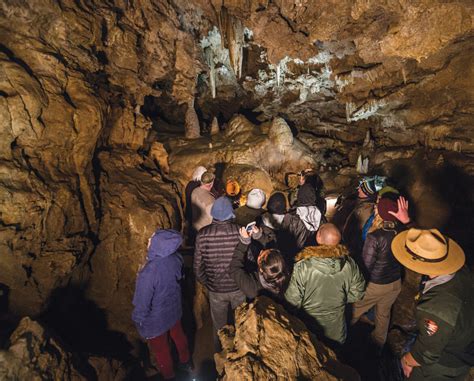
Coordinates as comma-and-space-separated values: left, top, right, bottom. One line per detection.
388, 196, 411, 224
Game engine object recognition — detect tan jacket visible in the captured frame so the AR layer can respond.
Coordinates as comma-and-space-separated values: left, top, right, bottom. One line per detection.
191, 187, 215, 232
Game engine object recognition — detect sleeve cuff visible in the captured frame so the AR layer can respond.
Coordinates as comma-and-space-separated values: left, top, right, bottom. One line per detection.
239, 235, 251, 245
410, 348, 426, 366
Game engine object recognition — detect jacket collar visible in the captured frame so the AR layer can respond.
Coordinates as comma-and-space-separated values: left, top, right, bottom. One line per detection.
212, 219, 234, 225
295, 244, 349, 262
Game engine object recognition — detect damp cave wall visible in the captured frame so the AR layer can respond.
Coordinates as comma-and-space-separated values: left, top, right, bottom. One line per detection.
0, 0, 473, 345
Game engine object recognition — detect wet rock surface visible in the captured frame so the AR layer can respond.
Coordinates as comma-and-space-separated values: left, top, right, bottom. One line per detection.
215, 296, 360, 380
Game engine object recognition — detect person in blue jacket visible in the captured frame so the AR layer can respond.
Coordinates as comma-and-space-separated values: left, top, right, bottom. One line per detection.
132, 229, 191, 380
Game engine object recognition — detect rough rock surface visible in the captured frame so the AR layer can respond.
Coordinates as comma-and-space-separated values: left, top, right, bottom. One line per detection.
0, 317, 126, 381
0, 0, 473, 375
169, 114, 317, 189
215, 296, 360, 380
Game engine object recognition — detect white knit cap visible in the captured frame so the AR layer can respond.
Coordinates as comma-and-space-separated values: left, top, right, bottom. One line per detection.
192, 166, 207, 181
246, 188, 266, 209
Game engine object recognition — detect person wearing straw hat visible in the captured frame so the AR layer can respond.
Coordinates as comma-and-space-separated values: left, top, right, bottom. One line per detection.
392, 228, 473, 380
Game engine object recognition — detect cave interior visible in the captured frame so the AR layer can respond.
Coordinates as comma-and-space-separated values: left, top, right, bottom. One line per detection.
0, 0, 473, 380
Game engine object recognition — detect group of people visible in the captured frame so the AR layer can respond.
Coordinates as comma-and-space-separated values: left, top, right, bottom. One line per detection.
132, 166, 473, 381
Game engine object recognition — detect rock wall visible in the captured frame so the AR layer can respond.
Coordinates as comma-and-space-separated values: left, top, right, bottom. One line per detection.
0, 0, 201, 329
215, 296, 359, 380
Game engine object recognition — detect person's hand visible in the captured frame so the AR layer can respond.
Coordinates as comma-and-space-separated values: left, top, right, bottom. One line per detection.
239, 226, 250, 239
389, 196, 411, 224
401, 355, 413, 378
251, 225, 260, 235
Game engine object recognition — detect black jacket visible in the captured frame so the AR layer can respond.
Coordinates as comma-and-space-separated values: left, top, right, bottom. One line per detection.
229, 242, 264, 299
361, 221, 403, 284
260, 212, 311, 260
194, 220, 240, 293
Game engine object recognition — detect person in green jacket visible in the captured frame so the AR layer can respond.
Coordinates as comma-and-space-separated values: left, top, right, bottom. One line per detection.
285, 223, 366, 346
392, 228, 473, 381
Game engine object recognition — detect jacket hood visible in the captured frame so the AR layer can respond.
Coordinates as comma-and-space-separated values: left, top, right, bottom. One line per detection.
147, 229, 182, 260
295, 244, 349, 274
261, 212, 285, 229
296, 206, 322, 231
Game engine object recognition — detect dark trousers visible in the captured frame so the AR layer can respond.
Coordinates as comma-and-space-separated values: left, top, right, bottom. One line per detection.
147, 320, 190, 380
209, 290, 246, 352
408, 363, 471, 381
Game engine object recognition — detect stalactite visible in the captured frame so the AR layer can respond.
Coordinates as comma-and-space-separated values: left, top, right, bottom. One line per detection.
219, 6, 244, 79
184, 98, 200, 139
276, 62, 281, 87
356, 154, 369, 174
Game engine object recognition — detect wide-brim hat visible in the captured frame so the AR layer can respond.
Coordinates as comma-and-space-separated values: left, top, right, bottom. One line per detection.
392, 228, 465, 276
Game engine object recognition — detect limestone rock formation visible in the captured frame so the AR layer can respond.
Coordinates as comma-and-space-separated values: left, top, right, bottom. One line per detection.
0, 0, 473, 376
0, 317, 126, 380
86, 150, 182, 339
169, 114, 319, 189
215, 296, 359, 380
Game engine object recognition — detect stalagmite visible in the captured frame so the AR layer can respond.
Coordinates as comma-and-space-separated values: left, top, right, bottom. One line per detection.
184, 98, 200, 139
210, 116, 219, 135
204, 47, 217, 98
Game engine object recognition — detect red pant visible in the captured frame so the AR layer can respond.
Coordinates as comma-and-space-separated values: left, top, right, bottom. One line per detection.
148, 320, 190, 380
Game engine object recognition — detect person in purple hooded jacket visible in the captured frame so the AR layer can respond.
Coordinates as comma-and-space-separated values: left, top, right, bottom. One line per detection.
132, 229, 191, 380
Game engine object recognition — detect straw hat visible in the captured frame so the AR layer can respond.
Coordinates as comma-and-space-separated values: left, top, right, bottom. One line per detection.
392, 228, 465, 276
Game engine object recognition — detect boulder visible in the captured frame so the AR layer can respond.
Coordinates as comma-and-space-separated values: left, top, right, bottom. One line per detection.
0, 317, 126, 381
215, 296, 360, 380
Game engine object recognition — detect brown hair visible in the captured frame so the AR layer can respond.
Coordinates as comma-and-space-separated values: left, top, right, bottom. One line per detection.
258, 249, 289, 294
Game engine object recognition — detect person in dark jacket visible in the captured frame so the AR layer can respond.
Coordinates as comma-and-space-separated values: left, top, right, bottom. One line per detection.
229, 225, 289, 299
293, 183, 324, 235
392, 228, 473, 381
132, 229, 191, 380
260, 192, 310, 261
234, 188, 266, 227
339, 175, 386, 256
289, 169, 327, 215
351, 196, 409, 348
285, 223, 366, 346
193, 196, 245, 352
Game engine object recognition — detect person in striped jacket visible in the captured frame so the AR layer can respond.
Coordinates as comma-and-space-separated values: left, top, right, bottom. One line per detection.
193, 196, 245, 352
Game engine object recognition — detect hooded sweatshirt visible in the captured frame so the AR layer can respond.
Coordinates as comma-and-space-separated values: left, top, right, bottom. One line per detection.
295, 183, 323, 232
132, 229, 183, 339
285, 245, 365, 344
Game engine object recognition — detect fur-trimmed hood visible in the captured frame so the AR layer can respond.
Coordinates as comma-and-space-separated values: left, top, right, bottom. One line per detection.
295, 244, 350, 274
296, 244, 349, 261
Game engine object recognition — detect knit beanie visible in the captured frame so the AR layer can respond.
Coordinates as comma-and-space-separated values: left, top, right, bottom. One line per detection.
201, 171, 215, 185
377, 197, 398, 222
297, 183, 316, 206
192, 166, 207, 182
246, 188, 266, 209
211, 197, 235, 221
359, 175, 387, 196
379, 186, 400, 202
267, 192, 287, 215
